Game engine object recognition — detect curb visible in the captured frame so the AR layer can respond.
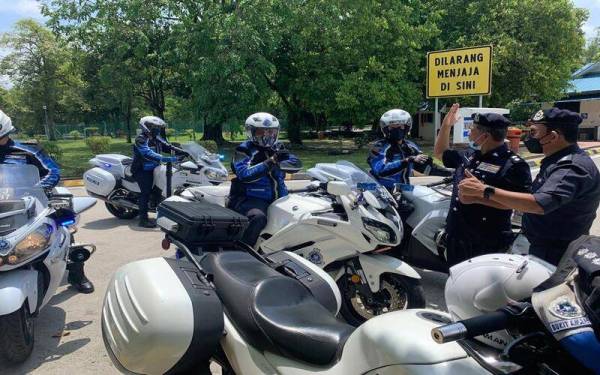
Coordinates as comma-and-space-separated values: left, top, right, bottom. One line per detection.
525, 146, 600, 168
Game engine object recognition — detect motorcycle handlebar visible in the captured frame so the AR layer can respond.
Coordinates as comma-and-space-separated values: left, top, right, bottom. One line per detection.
424, 176, 453, 188
288, 182, 326, 194
431, 310, 510, 344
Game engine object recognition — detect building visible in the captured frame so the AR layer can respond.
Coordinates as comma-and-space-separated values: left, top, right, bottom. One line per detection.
547, 62, 600, 141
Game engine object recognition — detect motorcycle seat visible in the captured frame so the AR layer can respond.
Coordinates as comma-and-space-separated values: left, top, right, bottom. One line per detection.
204, 251, 354, 366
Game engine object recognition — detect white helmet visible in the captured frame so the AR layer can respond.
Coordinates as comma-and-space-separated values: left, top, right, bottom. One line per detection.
444, 254, 553, 349
139, 116, 167, 135
0, 110, 16, 138
379, 109, 412, 140
245, 112, 279, 148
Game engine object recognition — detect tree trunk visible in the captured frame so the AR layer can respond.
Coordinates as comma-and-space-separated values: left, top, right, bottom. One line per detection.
124, 96, 132, 143
202, 122, 226, 145
287, 109, 303, 145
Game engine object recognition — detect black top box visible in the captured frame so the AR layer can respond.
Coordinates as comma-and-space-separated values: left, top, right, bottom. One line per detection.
158, 200, 249, 244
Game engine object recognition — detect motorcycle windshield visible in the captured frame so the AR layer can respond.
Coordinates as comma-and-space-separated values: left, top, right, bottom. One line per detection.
312, 161, 394, 202
0, 164, 47, 208
181, 143, 222, 165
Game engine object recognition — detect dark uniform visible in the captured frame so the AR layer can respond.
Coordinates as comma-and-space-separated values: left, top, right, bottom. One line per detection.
229, 140, 300, 246
522, 109, 600, 266
368, 139, 425, 188
131, 132, 179, 222
442, 114, 532, 266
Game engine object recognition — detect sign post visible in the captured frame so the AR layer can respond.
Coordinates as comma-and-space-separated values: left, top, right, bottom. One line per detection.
426, 45, 493, 139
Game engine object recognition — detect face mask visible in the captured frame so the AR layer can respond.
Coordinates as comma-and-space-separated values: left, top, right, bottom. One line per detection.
468, 133, 486, 150
524, 133, 551, 154
387, 127, 406, 142
150, 127, 161, 137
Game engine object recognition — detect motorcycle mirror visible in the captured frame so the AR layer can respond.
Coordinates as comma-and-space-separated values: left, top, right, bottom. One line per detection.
326, 181, 351, 196
72, 197, 97, 215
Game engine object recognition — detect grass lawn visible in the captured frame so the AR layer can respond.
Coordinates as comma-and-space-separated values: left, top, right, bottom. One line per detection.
30, 136, 434, 178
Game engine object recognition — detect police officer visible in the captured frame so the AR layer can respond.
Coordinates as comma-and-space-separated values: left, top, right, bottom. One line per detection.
434, 103, 532, 266
530, 235, 600, 374
0, 109, 94, 293
459, 108, 600, 266
368, 109, 431, 189
131, 116, 182, 228
229, 112, 301, 246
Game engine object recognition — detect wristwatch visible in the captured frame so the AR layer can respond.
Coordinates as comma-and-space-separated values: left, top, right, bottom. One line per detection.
483, 185, 496, 200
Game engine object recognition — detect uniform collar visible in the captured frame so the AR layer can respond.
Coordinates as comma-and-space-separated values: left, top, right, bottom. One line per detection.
541, 144, 580, 168
475, 143, 509, 160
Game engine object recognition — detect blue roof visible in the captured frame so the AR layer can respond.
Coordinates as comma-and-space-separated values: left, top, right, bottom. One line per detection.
567, 76, 600, 95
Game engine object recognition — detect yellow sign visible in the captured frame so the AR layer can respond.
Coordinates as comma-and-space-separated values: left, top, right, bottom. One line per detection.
426, 45, 492, 98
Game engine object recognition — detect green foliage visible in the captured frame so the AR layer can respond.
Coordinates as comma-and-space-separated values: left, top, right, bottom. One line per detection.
84, 127, 100, 136
165, 128, 175, 137
583, 28, 600, 64
353, 132, 372, 149
196, 140, 218, 154
85, 136, 111, 154
68, 130, 82, 139
39, 141, 63, 162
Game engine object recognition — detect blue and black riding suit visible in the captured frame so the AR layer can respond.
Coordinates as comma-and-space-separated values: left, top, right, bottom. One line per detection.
229, 140, 299, 246
368, 139, 423, 189
0, 139, 60, 189
131, 133, 179, 218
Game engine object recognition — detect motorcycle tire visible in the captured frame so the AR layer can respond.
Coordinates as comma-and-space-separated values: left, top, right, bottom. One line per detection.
0, 304, 35, 363
105, 202, 139, 220
338, 274, 425, 327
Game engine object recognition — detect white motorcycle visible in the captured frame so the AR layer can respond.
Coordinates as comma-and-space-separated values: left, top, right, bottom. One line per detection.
176, 161, 425, 325
0, 164, 96, 363
101, 233, 569, 375
393, 177, 529, 273
83, 142, 228, 220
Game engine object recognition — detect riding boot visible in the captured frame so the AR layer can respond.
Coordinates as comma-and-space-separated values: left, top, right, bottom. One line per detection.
67, 262, 95, 294
138, 215, 157, 228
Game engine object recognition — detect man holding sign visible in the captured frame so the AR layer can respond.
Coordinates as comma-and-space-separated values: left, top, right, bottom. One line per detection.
433, 103, 532, 266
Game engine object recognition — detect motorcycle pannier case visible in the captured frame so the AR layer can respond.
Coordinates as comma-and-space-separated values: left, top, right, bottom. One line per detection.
102, 257, 223, 375
157, 200, 248, 244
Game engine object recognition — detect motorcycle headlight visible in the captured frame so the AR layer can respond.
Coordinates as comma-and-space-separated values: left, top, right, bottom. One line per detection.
362, 218, 395, 244
8, 224, 53, 265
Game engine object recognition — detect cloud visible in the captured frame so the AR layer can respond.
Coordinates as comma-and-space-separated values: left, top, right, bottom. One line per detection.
0, 0, 42, 18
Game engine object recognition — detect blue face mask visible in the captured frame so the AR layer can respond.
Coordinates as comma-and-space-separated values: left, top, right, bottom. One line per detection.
469, 133, 486, 150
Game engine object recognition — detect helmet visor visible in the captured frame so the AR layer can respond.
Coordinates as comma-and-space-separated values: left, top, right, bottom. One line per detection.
251, 127, 279, 147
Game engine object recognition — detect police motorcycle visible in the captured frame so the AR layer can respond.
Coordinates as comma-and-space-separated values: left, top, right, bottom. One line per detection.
83, 142, 228, 219
174, 160, 425, 326
390, 175, 530, 273
0, 164, 97, 363
101, 199, 588, 375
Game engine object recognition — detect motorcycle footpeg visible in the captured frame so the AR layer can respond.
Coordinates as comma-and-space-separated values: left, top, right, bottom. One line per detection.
69, 243, 97, 263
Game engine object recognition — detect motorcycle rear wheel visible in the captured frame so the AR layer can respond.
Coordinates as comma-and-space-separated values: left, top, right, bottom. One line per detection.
105, 202, 139, 220
0, 303, 35, 363
338, 274, 425, 326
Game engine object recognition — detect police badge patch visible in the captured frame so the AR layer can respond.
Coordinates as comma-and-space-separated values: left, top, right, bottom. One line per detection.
550, 296, 582, 319
532, 110, 545, 121
308, 249, 323, 265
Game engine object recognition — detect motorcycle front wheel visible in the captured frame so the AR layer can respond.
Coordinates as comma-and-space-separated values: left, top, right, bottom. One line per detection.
0, 303, 35, 363
338, 274, 425, 326
105, 202, 139, 220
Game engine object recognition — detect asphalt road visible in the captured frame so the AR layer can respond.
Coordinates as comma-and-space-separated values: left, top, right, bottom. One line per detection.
1, 155, 600, 374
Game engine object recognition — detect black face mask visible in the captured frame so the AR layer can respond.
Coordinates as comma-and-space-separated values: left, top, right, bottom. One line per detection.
150, 127, 161, 138
524, 133, 551, 154
387, 127, 406, 143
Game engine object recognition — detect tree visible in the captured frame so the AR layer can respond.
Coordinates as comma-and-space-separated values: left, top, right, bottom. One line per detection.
583, 28, 600, 64
0, 19, 86, 140
430, 0, 587, 106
